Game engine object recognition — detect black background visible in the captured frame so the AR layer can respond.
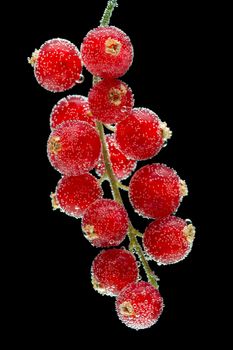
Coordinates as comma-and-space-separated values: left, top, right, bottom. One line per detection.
12, 0, 220, 347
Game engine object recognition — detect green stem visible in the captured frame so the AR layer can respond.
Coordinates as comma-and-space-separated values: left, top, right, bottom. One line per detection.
94, 0, 159, 289
96, 122, 123, 205
95, 121, 158, 289
100, 0, 118, 26
117, 182, 129, 191
128, 224, 158, 286
98, 172, 108, 185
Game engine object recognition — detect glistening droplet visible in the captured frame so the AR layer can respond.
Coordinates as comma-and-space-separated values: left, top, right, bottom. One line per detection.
76, 74, 85, 84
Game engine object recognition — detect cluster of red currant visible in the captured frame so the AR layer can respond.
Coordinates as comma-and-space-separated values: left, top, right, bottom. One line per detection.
29, 2, 195, 330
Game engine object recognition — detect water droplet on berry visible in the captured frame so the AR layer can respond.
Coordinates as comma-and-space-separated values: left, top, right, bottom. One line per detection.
76, 74, 85, 84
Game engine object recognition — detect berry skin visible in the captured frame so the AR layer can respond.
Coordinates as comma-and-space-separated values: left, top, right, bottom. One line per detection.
88, 79, 134, 124
81, 26, 133, 78
129, 163, 188, 219
116, 281, 164, 330
30, 39, 83, 92
47, 121, 101, 176
91, 249, 139, 296
50, 95, 95, 129
82, 199, 129, 247
143, 216, 196, 265
96, 134, 137, 180
52, 174, 103, 218
115, 108, 172, 160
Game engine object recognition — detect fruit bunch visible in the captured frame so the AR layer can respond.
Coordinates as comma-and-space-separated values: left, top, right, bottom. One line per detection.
28, 0, 195, 330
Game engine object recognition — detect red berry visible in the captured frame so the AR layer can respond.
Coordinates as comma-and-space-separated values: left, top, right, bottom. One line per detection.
81, 26, 133, 78
96, 134, 137, 180
47, 121, 101, 176
116, 108, 172, 160
30, 38, 82, 92
91, 249, 139, 296
50, 95, 95, 129
82, 199, 129, 247
88, 79, 134, 123
143, 216, 196, 265
129, 163, 188, 219
116, 281, 164, 330
51, 174, 103, 218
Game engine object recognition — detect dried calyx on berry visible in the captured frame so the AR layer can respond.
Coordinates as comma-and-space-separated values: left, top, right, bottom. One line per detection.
88, 78, 134, 123
116, 281, 164, 330
81, 26, 134, 78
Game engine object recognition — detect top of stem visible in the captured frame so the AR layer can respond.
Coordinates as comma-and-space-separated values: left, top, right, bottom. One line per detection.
100, 0, 118, 27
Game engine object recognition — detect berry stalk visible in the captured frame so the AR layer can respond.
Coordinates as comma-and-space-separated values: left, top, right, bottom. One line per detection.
128, 225, 159, 287
95, 121, 123, 205
95, 120, 158, 288
100, 0, 118, 27
94, 0, 159, 289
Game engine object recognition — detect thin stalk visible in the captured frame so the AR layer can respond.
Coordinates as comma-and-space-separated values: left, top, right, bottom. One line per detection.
117, 182, 129, 191
95, 121, 158, 288
93, 0, 159, 289
100, 0, 118, 26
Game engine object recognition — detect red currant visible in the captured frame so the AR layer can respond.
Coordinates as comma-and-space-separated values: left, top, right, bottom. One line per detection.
88, 79, 134, 124
29, 38, 83, 92
91, 249, 138, 296
50, 95, 95, 129
51, 174, 103, 218
129, 163, 188, 219
81, 26, 133, 78
143, 216, 196, 265
95, 134, 137, 180
47, 121, 101, 176
82, 199, 129, 247
116, 281, 164, 330
116, 108, 171, 160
